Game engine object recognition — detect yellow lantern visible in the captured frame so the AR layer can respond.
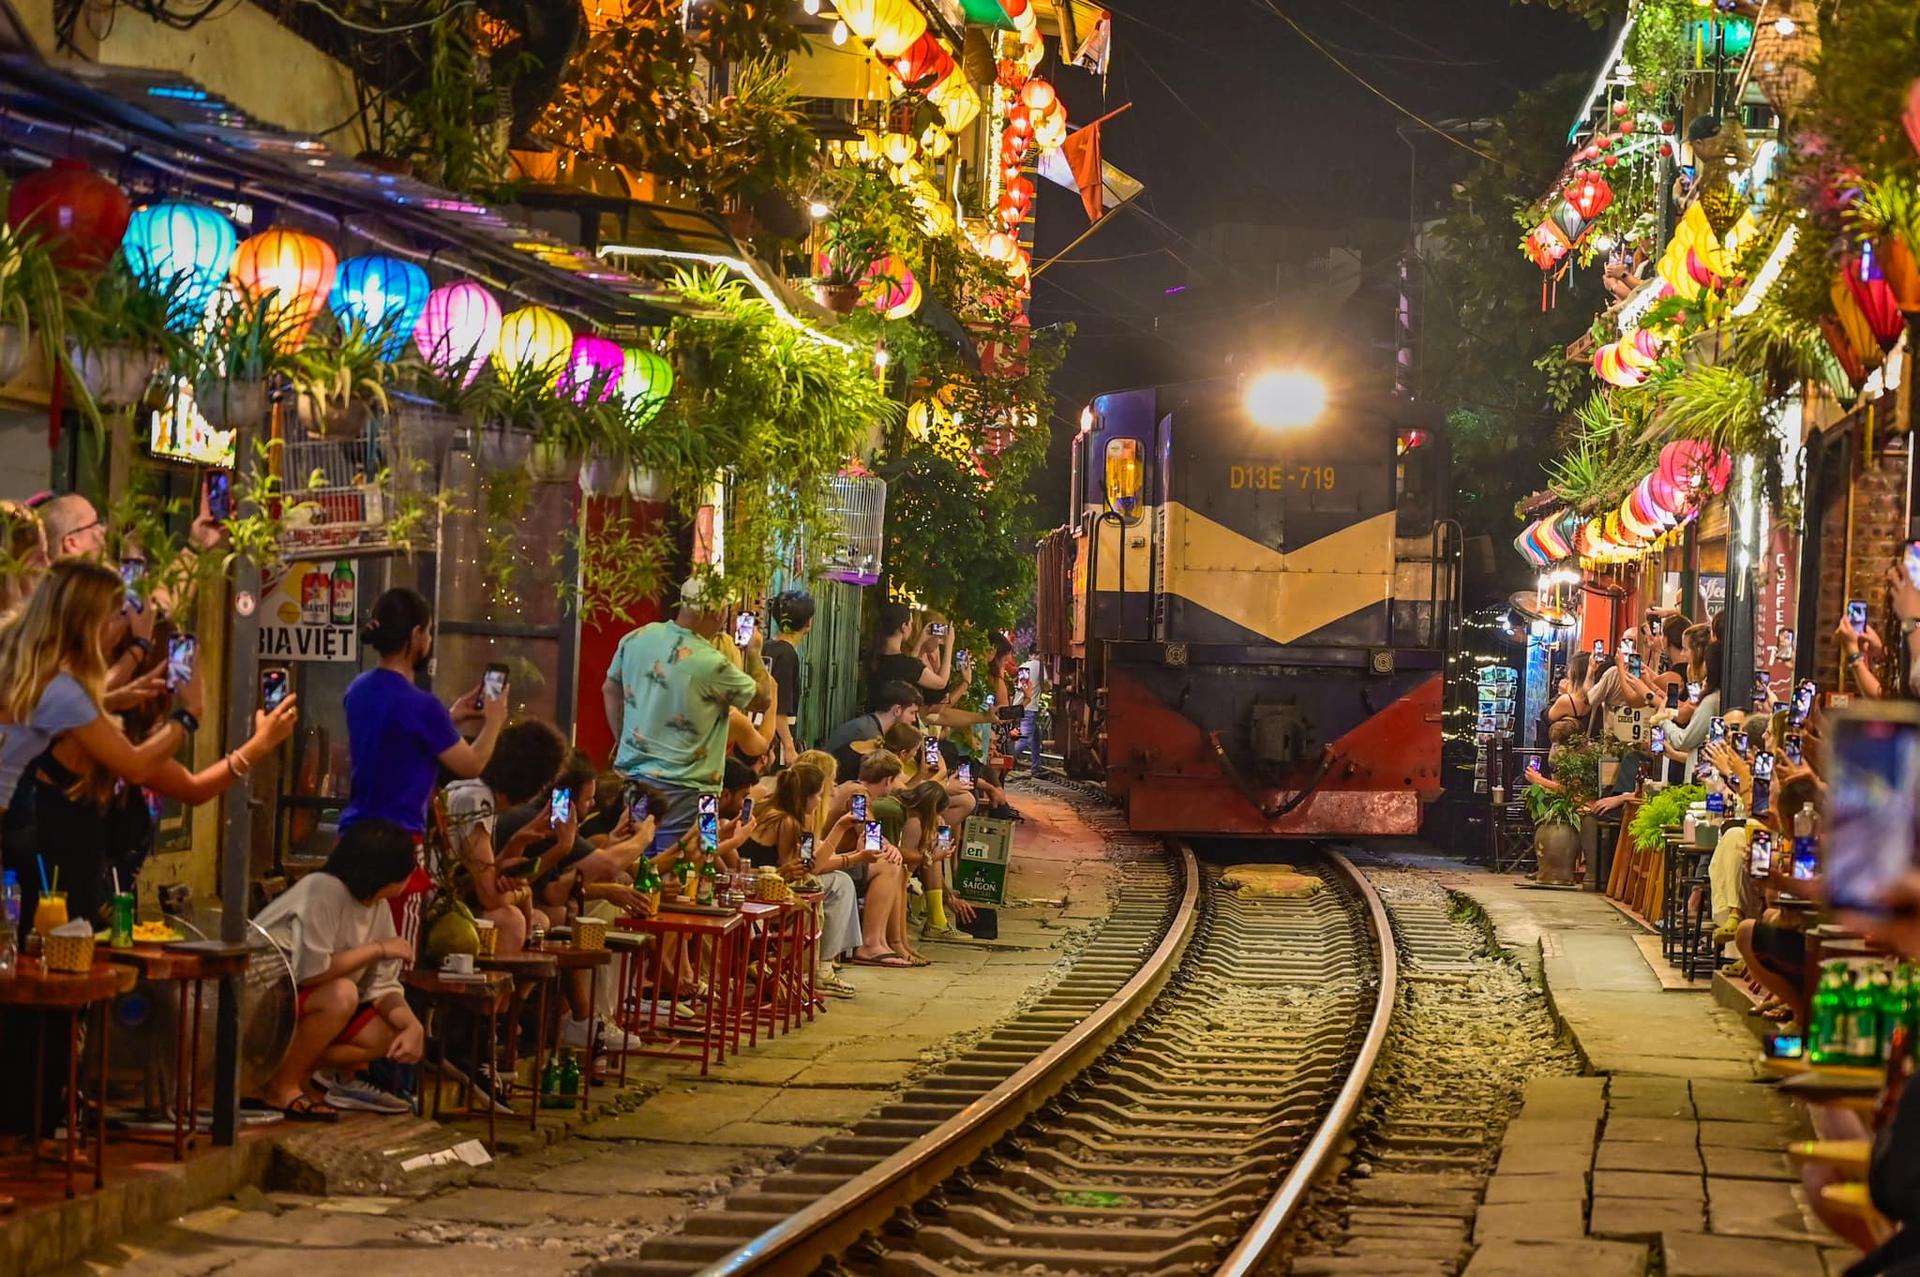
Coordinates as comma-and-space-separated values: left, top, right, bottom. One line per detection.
838, 0, 925, 57
920, 127, 952, 159
882, 132, 918, 165
908, 390, 954, 441
928, 68, 981, 132
230, 227, 338, 351
494, 304, 573, 384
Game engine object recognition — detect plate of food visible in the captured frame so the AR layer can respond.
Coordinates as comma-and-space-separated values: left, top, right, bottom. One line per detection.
133, 920, 186, 943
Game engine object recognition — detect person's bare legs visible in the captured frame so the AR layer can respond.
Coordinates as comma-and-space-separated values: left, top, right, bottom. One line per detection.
486, 904, 527, 954
260, 977, 356, 1108
855, 864, 905, 960
318, 1014, 396, 1072
1736, 919, 1807, 1025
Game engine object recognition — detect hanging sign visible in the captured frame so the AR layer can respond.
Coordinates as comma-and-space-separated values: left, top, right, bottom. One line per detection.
257, 559, 359, 662
1755, 526, 1800, 698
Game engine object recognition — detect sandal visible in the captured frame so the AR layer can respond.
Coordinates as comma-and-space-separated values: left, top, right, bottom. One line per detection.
850, 953, 913, 969
277, 1094, 340, 1123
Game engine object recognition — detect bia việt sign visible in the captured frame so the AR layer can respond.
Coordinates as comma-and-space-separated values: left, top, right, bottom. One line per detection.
257, 559, 359, 662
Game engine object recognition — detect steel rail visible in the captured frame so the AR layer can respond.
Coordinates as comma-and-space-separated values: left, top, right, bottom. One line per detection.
702, 844, 1200, 1277
1211, 849, 1401, 1276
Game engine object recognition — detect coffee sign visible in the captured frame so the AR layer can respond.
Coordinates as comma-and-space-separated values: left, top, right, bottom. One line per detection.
257, 559, 358, 662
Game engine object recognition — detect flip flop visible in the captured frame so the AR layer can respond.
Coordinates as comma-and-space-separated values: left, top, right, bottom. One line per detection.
279, 1094, 340, 1123
850, 954, 913, 969
902, 951, 933, 967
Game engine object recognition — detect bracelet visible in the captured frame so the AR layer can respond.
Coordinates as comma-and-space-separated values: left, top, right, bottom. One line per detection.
1848, 650, 1865, 664
170, 707, 199, 734
226, 751, 252, 778
125, 637, 151, 655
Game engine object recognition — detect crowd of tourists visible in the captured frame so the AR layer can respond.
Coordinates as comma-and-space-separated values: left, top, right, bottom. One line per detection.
0, 489, 1051, 1131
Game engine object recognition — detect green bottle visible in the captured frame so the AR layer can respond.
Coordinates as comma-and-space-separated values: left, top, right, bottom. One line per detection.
634, 854, 662, 913
539, 1054, 563, 1108
1902, 963, 1920, 1059
557, 1050, 581, 1110
673, 842, 698, 902
698, 854, 720, 907
1878, 968, 1906, 1064
1847, 970, 1881, 1067
1809, 964, 1846, 1065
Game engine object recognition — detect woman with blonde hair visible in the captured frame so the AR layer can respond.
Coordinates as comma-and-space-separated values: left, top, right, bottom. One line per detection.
0, 559, 298, 928
0, 500, 47, 614
737, 760, 864, 993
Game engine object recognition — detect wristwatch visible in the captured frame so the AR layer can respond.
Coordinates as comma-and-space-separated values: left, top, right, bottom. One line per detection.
170, 707, 199, 734
1847, 650, 1865, 664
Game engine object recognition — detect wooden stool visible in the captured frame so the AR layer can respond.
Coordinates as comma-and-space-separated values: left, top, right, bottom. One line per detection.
404, 968, 514, 1152
0, 958, 135, 1198
476, 951, 560, 1129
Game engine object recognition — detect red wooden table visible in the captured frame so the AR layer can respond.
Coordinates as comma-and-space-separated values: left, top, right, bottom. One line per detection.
405, 968, 514, 1152
736, 900, 817, 1048
0, 958, 136, 1197
620, 907, 745, 1075
102, 940, 250, 1161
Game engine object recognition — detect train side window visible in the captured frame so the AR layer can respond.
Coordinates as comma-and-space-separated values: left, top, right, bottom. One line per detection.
1396, 447, 1440, 535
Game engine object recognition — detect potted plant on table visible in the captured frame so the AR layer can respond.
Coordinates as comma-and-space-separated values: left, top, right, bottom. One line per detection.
192, 291, 300, 431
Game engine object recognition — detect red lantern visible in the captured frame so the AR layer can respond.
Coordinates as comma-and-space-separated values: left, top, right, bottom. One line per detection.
1612, 100, 1630, 118
6, 160, 131, 275
1002, 160, 1023, 184
1567, 172, 1613, 221
1008, 105, 1033, 137
1617, 119, 1636, 135
1658, 141, 1675, 158
1002, 129, 1030, 159
1006, 176, 1034, 209
1603, 154, 1619, 168
998, 201, 1024, 229
1847, 245, 1905, 349
1594, 134, 1611, 150
891, 33, 952, 86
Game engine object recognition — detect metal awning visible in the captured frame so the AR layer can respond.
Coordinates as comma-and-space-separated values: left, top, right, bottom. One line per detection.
0, 55, 740, 334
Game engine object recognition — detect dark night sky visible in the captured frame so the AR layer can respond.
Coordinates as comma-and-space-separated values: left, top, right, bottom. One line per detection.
1024, 0, 1612, 447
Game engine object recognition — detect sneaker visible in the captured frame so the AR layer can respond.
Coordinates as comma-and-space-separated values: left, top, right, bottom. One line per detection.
921, 925, 975, 944
317, 1070, 411, 1115
596, 1017, 645, 1053
439, 1057, 514, 1115
560, 1015, 597, 1053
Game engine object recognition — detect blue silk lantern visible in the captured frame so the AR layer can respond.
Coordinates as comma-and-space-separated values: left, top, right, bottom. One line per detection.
329, 255, 430, 357
121, 201, 238, 329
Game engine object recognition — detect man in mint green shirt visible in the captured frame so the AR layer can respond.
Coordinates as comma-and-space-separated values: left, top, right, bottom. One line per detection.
604, 576, 772, 852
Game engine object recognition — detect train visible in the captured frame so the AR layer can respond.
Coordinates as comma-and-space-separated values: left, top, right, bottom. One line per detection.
1034, 378, 1461, 838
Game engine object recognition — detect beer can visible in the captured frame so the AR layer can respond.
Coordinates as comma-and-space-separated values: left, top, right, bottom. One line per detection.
109, 893, 135, 949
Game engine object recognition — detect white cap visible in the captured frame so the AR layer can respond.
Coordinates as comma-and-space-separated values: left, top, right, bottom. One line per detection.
679, 575, 714, 607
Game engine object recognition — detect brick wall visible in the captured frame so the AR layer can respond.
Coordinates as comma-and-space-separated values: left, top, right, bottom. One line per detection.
1812, 422, 1909, 690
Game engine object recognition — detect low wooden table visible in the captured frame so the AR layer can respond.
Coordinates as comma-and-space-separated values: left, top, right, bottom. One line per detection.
603, 929, 653, 1090
102, 940, 250, 1161
404, 968, 515, 1152
623, 907, 746, 1076
0, 958, 136, 1197
476, 952, 559, 1130
542, 947, 613, 1106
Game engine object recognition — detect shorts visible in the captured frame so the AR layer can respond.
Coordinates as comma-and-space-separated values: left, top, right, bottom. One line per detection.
297, 989, 381, 1046
1751, 921, 1806, 982
841, 858, 868, 889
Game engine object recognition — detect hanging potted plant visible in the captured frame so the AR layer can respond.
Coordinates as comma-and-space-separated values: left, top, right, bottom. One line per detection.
192, 291, 297, 432
65, 259, 173, 409
528, 393, 595, 484
813, 215, 890, 315
577, 400, 635, 498
289, 324, 402, 438
0, 223, 80, 388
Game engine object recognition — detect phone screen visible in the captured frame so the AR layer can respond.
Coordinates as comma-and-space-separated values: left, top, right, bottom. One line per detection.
852, 793, 868, 822
625, 783, 650, 825
1708, 716, 1727, 743
205, 470, 231, 522
484, 664, 508, 700
1792, 681, 1815, 726
1593, 640, 1605, 657
1850, 600, 1869, 635
924, 740, 941, 767
1906, 542, 1920, 592
261, 667, 289, 711
120, 559, 144, 613
1628, 654, 1642, 677
1688, 681, 1702, 704
1666, 683, 1681, 710
799, 833, 815, 868
930, 622, 948, 637
734, 611, 756, 647
957, 762, 973, 787
698, 793, 719, 851
863, 820, 883, 853
549, 787, 572, 824
1765, 1033, 1805, 1059
166, 634, 197, 690
1754, 751, 1776, 782
1784, 733, 1804, 766
1751, 777, 1771, 816
739, 796, 753, 825
1749, 831, 1773, 878
1827, 707, 1920, 912
937, 824, 952, 851
1650, 726, 1666, 755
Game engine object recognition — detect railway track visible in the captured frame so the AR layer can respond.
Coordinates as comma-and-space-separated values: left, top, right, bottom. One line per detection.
598, 833, 1399, 1277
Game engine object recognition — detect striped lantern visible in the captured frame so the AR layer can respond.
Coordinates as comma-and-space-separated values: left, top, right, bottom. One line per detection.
495, 305, 574, 385
329, 255, 431, 358
414, 281, 502, 386
619, 347, 674, 425
231, 227, 338, 351
121, 201, 238, 329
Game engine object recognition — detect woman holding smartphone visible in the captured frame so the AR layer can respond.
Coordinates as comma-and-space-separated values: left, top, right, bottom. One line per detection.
867, 601, 953, 710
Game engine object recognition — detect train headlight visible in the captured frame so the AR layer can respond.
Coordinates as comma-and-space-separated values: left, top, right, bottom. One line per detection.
1244, 369, 1327, 429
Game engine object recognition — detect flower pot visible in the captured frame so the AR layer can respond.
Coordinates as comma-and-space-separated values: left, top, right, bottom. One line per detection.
291, 389, 371, 439
812, 283, 860, 314
470, 420, 531, 472
627, 466, 672, 503
1534, 820, 1581, 885
194, 377, 269, 431
0, 324, 28, 384
579, 449, 628, 498
527, 437, 580, 484
1883, 235, 1920, 315
72, 343, 157, 408
393, 407, 460, 489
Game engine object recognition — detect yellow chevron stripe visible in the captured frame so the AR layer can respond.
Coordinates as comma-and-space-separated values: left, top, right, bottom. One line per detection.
1166, 503, 1394, 644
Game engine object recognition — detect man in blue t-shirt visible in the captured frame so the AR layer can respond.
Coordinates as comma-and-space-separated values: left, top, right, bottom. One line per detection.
603, 576, 773, 851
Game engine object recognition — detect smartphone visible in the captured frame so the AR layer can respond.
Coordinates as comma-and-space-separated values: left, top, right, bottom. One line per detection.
1791, 681, 1816, 727
1708, 716, 1727, 744
1784, 733, 1804, 766
1651, 726, 1666, 755
1696, 759, 1717, 784
1749, 830, 1774, 878
1906, 541, 1920, 591
1825, 703, 1920, 912
863, 820, 883, 853
624, 782, 650, 825
1733, 732, 1751, 760
929, 622, 948, 637
484, 662, 509, 701
799, 832, 815, 869
1792, 837, 1818, 880
1764, 1032, 1805, 1060
549, 787, 572, 825
1850, 600, 1869, 636
1666, 683, 1681, 710
1754, 750, 1776, 782
739, 796, 754, 825
120, 559, 144, 614
957, 762, 973, 787
1688, 681, 1703, 704
923, 739, 941, 768
1593, 640, 1605, 657
1620, 636, 1636, 658
937, 824, 953, 852
733, 611, 756, 647
261, 667, 289, 712
984, 695, 996, 711
698, 793, 719, 851
1751, 777, 1772, 816
852, 792, 869, 822
1628, 653, 1642, 678
166, 633, 197, 690
205, 470, 231, 522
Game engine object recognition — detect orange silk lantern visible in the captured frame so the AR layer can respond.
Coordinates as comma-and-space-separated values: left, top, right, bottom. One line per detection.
230, 227, 338, 351
1020, 78, 1057, 114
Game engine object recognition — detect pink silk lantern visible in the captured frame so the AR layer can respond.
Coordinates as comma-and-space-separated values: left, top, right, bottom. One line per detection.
558, 332, 625, 404
415, 282, 502, 386
1537, 517, 1572, 561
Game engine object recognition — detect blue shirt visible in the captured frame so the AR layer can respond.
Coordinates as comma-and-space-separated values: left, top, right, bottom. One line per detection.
339, 668, 461, 834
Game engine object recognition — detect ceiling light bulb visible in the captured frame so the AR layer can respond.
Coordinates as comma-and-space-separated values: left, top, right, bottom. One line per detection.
831, 18, 847, 43
1773, 15, 1795, 34
803, 0, 819, 11
809, 200, 831, 219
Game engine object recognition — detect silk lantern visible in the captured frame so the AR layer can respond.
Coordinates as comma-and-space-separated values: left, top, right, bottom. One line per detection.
838, 0, 926, 57
558, 332, 624, 404
7, 160, 130, 274
495, 305, 573, 384
619, 347, 673, 425
881, 132, 918, 165
122, 201, 238, 329
414, 281, 502, 385
891, 33, 952, 87
1846, 244, 1905, 350
329, 255, 430, 358
1567, 171, 1613, 222
1033, 104, 1069, 150
231, 228, 338, 351
1020, 78, 1057, 114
